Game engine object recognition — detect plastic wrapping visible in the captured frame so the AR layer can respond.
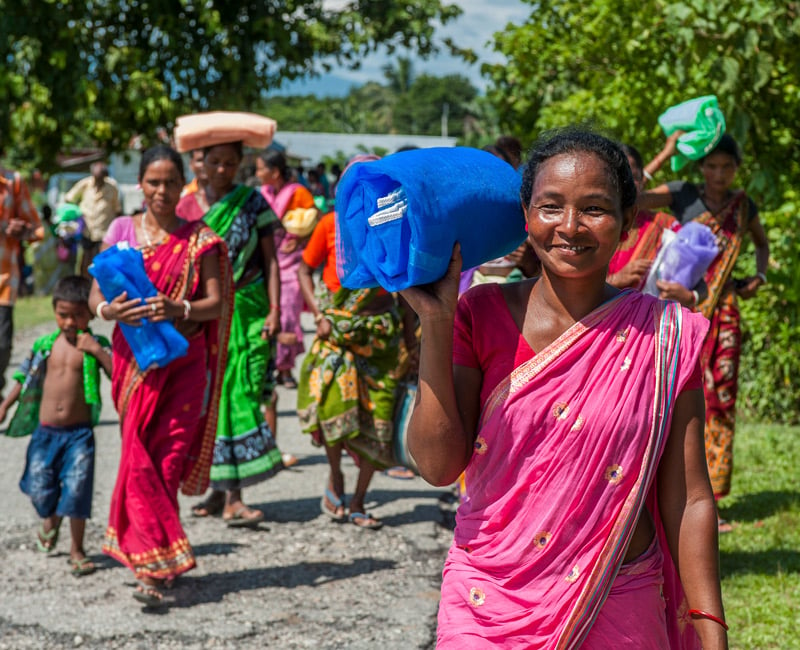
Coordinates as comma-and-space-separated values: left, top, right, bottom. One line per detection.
643, 222, 719, 295
335, 147, 526, 291
89, 244, 189, 369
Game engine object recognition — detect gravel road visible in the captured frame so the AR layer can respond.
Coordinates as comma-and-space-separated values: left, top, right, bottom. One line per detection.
0, 314, 453, 649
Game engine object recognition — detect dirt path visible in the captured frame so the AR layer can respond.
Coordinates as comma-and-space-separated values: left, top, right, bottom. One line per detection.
0, 315, 452, 649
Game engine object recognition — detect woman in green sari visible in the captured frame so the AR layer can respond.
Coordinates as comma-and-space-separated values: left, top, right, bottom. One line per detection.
177, 141, 283, 526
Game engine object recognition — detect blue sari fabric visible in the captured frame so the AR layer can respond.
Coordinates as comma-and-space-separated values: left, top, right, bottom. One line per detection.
335, 147, 526, 291
90, 244, 188, 370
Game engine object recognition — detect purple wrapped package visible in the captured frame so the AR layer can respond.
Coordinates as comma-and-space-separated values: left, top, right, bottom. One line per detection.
645, 222, 718, 294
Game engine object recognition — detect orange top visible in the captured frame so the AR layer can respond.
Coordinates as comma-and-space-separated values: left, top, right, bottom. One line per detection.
0, 172, 44, 305
302, 211, 340, 293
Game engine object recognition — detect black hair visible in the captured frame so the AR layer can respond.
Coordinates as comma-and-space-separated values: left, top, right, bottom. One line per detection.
52, 275, 91, 308
619, 143, 644, 172
257, 149, 288, 180
520, 128, 637, 211
203, 141, 244, 161
483, 144, 513, 166
495, 135, 522, 166
138, 145, 185, 183
702, 133, 742, 165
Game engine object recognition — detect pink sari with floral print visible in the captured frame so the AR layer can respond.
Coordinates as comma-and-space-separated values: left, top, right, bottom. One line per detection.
438, 291, 708, 649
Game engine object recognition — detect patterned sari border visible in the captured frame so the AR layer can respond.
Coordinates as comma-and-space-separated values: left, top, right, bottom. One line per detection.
560, 300, 682, 649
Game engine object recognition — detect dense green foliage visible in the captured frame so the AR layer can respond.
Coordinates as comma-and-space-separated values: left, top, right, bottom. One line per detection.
0, 0, 464, 169
484, 0, 800, 421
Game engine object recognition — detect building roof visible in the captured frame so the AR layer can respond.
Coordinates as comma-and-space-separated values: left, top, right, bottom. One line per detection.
272, 132, 458, 166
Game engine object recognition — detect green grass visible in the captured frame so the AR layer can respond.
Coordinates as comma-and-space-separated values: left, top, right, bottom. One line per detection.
13, 295, 54, 331
719, 422, 800, 649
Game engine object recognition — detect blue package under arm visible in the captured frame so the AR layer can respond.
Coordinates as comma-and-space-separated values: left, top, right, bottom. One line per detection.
89, 244, 188, 370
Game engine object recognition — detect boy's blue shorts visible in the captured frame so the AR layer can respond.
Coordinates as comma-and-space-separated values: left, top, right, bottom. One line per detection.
19, 423, 95, 520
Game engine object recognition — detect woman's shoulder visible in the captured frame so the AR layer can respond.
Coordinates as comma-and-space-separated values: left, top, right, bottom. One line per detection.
103, 215, 137, 245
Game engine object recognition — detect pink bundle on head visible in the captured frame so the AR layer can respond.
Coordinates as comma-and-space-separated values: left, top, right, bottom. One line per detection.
174, 111, 277, 153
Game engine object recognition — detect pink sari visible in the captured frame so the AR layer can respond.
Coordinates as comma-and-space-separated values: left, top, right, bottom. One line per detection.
438, 291, 707, 648
103, 221, 233, 579
262, 182, 312, 371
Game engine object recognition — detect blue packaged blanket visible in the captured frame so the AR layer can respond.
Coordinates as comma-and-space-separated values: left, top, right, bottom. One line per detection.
89, 244, 188, 370
335, 147, 527, 291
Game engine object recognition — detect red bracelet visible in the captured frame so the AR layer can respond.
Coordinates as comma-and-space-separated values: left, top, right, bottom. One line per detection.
687, 609, 729, 631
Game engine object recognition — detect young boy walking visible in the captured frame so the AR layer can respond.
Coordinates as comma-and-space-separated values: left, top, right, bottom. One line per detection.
0, 276, 112, 576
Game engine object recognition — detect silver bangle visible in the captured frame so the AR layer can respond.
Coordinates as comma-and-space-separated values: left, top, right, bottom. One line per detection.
96, 300, 110, 321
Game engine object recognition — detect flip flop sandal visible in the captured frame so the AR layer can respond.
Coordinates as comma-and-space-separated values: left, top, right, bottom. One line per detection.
36, 523, 59, 554
68, 557, 96, 577
223, 505, 265, 528
191, 495, 225, 518
133, 580, 164, 607
320, 488, 347, 522
384, 466, 416, 480
348, 511, 384, 530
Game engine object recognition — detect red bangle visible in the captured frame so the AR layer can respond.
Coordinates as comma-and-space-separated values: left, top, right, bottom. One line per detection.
687, 609, 729, 631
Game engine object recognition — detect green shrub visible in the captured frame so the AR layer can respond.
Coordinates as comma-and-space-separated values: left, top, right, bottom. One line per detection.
738, 189, 800, 423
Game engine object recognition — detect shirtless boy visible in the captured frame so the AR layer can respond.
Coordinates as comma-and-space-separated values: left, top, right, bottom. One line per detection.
0, 276, 111, 576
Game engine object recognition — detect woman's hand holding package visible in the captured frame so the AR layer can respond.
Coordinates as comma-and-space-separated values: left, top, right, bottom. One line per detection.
656, 280, 696, 308
105, 291, 152, 326
144, 293, 185, 323
610, 259, 652, 288
399, 244, 462, 323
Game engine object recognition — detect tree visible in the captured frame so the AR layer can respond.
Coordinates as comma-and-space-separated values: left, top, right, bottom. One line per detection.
484, 0, 800, 422
484, 0, 799, 206
396, 73, 478, 136
0, 0, 464, 169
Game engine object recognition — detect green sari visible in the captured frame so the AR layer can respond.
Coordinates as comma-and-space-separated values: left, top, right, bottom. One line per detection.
297, 286, 402, 469
201, 185, 284, 490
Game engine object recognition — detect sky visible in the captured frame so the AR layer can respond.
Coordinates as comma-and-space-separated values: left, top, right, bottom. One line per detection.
271, 0, 532, 97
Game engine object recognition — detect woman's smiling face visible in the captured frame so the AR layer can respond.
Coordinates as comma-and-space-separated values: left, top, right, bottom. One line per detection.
525, 151, 634, 280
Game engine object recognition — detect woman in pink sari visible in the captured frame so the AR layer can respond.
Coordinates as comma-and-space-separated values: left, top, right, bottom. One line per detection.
89, 146, 232, 607
256, 150, 318, 390
402, 130, 727, 648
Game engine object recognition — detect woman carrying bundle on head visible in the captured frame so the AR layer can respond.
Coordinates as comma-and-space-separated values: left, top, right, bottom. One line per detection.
175, 113, 285, 529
